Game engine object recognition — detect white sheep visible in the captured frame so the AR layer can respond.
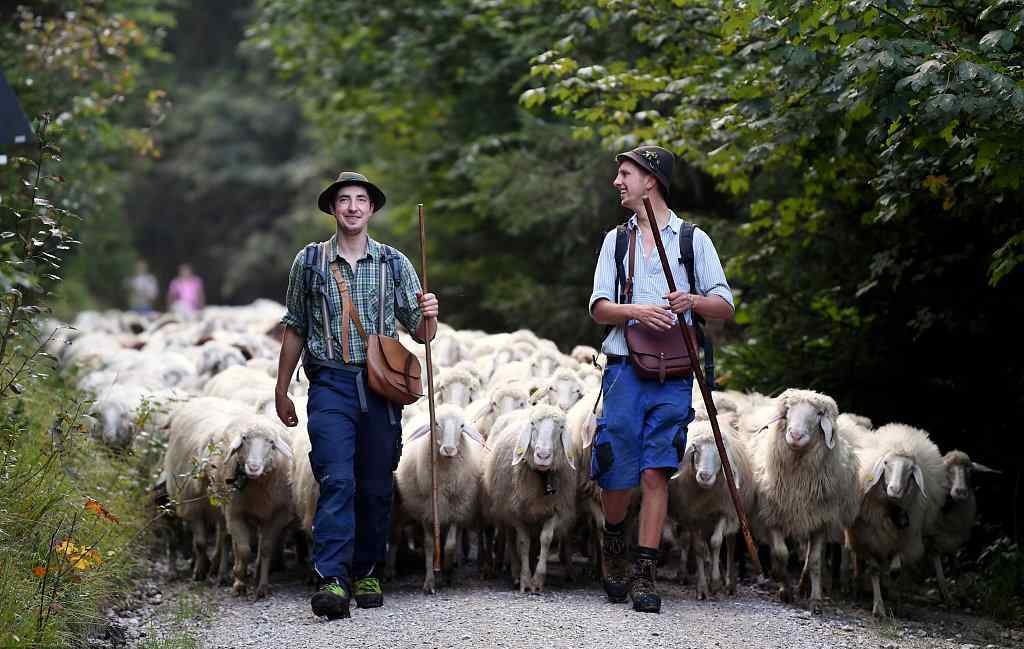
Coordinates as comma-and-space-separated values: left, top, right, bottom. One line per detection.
570, 345, 599, 366
530, 366, 586, 412
466, 384, 530, 441
750, 388, 860, 613
215, 412, 297, 599
433, 366, 483, 408
850, 423, 948, 617
163, 397, 252, 582
483, 405, 577, 593
669, 419, 755, 599
566, 389, 604, 578
204, 365, 277, 400
925, 450, 999, 603
396, 404, 488, 594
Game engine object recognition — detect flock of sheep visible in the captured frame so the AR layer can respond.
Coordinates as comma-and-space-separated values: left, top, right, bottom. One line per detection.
46, 301, 999, 618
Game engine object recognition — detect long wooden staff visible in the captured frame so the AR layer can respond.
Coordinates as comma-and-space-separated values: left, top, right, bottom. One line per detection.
417, 203, 442, 575
641, 197, 763, 577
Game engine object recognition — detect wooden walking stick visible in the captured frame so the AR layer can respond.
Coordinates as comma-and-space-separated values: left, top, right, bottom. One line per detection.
417, 203, 442, 575
641, 197, 764, 577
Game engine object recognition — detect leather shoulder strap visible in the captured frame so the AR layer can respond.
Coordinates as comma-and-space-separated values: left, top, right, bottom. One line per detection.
329, 261, 366, 363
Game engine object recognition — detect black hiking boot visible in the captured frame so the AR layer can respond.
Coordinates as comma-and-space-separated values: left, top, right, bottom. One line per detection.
601, 527, 630, 603
354, 575, 384, 608
311, 577, 351, 620
629, 546, 661, 613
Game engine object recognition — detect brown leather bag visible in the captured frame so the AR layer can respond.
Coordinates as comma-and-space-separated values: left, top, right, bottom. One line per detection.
330, 261, 423, 405
621, 227, 699, 382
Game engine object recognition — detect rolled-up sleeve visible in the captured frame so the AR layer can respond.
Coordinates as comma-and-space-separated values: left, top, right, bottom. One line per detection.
281, 249, 307, 335
693, 227, 734, 308
395, 253, 424, 338
589, 229, 618, 315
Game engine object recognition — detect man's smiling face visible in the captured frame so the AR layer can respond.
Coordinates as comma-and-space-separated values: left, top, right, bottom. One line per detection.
332, 185, 374, 235
613, 159, 655, 210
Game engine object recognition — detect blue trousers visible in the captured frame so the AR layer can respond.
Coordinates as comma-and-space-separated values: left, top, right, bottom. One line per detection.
591, 362, 694, 491
306, 365, 402, 581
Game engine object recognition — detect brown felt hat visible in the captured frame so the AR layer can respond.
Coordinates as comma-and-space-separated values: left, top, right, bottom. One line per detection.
317, 171, 386, 215
615, 145, 674, 198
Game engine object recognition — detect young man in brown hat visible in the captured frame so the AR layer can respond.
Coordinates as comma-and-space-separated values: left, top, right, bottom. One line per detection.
275, 171, 438, 620
588, 146, 734, 613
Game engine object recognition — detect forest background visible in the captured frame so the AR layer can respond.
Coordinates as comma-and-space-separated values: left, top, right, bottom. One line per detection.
1, 0, 1022, 637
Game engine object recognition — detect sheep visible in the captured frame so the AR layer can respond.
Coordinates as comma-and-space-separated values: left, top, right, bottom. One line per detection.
570, 345, 599, 366
204, 365, 277, 400
214, 412, 297, 599
566, 389, 604, 578
433, 366, 483, 408
396, 403, 488, 594
432, 333, 469, 368
88, 384, 186, 448
163, 397, 252, 581
926, 450, 1000, 603
693, 390, 743, 425
850, 423, 948, 617
838, 413, 873, 431
669, 419, 755, 599
527, 348, 564, 378
483, 405, 577, 593
530, 367, 586, 412
188, 340, 247, 378
466, 384, 530, 441
490, 360, 531, 386
750, 388, 860, 613
576, 363, 602, 391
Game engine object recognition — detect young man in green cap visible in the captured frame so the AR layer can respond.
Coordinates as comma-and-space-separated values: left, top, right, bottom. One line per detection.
589, 146, 734, 613
275, 171, 438, 620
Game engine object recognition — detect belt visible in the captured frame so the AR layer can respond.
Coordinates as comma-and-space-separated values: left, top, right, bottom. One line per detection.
606, 354, 627, 365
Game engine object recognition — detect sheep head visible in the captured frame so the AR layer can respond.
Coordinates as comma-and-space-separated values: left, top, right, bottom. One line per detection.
511, 405, 574, 472
406, 404, 485, 458
531, 369, 585, 411
864, 453, 928, 501
225, 415, 294, 479
436, 370, 481, 408
490, 386, 529, 418
681, 422, 741, 491
943, 450, 1000, 502
529, 350, 561, 378
777, 389, 839, 452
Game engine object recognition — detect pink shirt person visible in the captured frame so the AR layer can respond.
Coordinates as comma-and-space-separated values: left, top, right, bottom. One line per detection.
167, 263, 205, 313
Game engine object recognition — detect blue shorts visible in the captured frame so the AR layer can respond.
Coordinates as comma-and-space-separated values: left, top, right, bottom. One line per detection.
591, 362, 694, 491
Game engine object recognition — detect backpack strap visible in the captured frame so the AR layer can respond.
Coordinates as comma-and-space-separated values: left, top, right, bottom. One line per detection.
677, 222, 717, 388
612, 224, 629, 303
380, 244, 411, 320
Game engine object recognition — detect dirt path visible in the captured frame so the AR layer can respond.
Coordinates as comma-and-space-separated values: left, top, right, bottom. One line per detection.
129, 569, 1021, 649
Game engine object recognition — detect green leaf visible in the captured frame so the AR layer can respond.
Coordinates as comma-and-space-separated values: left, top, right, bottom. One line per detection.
980, 30, 1015, 52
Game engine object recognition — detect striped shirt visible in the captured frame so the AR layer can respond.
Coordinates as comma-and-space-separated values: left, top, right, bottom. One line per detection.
589, 211, 733, 356
281, 234, 424, 364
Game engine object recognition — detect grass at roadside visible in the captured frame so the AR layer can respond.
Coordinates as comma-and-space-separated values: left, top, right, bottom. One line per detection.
0, 371, 163, 647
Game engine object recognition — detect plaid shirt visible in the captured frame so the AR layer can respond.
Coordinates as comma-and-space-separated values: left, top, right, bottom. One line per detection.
282, 234, 424, 364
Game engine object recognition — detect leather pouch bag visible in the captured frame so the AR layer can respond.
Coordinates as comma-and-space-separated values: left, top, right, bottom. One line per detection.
621, 227, 698, 382
330, 261, 423, 405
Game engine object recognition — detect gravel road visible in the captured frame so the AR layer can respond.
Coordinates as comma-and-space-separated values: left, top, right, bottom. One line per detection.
131, 569, 1020, 649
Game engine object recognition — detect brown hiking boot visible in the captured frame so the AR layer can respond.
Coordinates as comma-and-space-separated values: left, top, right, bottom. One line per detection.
629, 546, 661, 613
601, 528, 630, 603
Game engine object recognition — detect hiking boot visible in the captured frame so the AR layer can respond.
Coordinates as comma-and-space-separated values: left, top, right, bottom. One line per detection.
601, 527, 630, 603
354, 575, 384, 608
310, 577, 351, 620
629, 546, 661, 613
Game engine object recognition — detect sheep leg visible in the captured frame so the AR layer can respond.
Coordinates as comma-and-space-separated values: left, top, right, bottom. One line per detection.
531, 516, 558, 593
559, 532, 576, 584
709, 517, 727, 593
228, 515, 252, 597
478, 525, 494, 580
214, 518, 232, 586
422, 520, 436, 595
870, 566, 887, 618
515, 524, 532, 593
191, 518, 211, 581
676, 528, 691, 585
808, 533, 825, 614
769, 529, 792, 603
255, 518, 288, 600
797, 538, 811, 598
444, 525, 458, 585
694, 534, 710, 601
932, 554, 953, 604
725, 534, 737, 595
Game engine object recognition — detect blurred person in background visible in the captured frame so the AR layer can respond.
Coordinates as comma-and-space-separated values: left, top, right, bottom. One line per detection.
127, 259, 159, 313
166, 263, 205, 315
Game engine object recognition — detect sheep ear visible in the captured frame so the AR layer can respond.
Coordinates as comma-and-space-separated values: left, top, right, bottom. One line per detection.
582, 416, 598, 449
911, 464, 928, 500
406, 423, 431, 443
462, 423, 487, 448
275, 436, 294, 459
227, 435, 244, 457
561, 423, 575, 471
971, 462, 1001, 475
864, 456, 886, 494
820, 414, 835, 449
512, 424, 532, 466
